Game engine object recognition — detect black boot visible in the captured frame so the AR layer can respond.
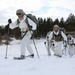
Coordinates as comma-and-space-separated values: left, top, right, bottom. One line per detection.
20, 55, 25, 59
54, 54, 62, 57
28, 54, 34, 58
14, 55, 25, 60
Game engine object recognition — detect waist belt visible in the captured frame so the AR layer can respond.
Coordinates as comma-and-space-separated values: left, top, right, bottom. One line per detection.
21, 30, 28, 39
22, 31, 26, 33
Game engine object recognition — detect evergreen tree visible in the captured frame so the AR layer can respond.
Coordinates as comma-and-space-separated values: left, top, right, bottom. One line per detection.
53, 18, 59, 25
59, 17, 65, 27
65, 13, 75, 31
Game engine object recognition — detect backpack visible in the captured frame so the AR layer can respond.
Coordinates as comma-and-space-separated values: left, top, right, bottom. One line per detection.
17, 14, 38, 30
59, 27, 66, 34
26, 14, 38, 25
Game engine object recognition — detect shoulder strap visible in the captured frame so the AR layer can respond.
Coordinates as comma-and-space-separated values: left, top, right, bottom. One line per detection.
25, 17, 32, 30
16, 17, 32, 30
16, 19, 20, 25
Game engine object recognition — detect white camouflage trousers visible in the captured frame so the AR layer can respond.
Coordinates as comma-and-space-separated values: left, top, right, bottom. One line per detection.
20, 31, 34, 56
68, 45, 75, 57
52, 41, 63, 56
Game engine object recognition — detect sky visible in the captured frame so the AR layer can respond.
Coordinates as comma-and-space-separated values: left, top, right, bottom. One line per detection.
0, 0, 75, 25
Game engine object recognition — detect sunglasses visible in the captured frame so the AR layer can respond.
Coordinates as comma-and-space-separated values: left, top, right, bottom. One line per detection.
53, 28, 59, 29
16, 13, 22, 15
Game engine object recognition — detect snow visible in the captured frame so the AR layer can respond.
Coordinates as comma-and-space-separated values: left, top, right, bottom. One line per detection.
0, 38, 75, 75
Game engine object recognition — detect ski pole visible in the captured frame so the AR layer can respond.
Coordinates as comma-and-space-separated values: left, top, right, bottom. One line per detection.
44, 42, 47, 50
5, 29, 9, 59
26, 17, 40, 58
64, 46, 66, 56
44, 42, 51, 56
5, 19, 12, 59
30, 31, 40, 58
5, 30, 9, 59
46, 36, 51, 56
64, 41, 67, 56
32, 38, 40, 58
5, 43, 8, 59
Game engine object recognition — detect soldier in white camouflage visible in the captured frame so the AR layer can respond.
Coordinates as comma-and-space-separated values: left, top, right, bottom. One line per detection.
48, 25, 67, 57
67, 34, 75, 57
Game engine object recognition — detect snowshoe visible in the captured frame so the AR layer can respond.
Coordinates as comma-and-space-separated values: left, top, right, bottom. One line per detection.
27, 54, 34, 58
14, 54, 34, 60
14, 55, 25, 60
54, 54, 62, 57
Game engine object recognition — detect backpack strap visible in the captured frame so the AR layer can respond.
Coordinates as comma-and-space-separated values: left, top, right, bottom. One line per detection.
16, 19, 20, 25
25, 17, 33, 31
21, 30, 28, 39
16, 17, 32, 30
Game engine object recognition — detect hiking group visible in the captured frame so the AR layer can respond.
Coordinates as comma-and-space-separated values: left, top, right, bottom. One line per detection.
7, 9, 75, 59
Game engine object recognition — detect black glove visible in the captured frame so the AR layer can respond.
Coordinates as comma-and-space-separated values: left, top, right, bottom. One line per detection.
29, 26, 32, 30
8, 19, 12, 24
44, 42, 46, 44
47, 36, 49, 38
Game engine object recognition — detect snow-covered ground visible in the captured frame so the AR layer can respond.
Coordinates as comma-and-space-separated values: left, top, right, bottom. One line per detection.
0, 38, 75, 75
